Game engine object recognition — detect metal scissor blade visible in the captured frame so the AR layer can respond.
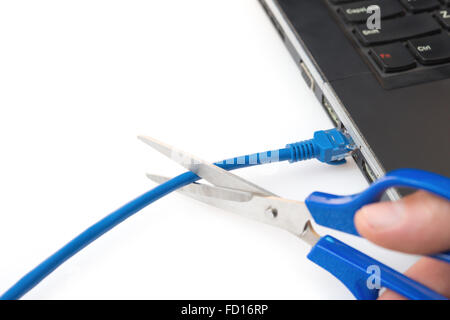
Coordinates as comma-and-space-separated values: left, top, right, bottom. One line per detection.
138, 135, 274, 196
146, 174, 253, 202
147, 173, 312, 238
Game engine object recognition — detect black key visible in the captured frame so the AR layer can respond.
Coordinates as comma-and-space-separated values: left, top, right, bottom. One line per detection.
330, 0, 359, 4
408, 33, 450, 65
340, 0, 404, 23
437, 9, 450, 29
355, 13, 441, 45
370, 43, 417, 72
400, 0, 440, 13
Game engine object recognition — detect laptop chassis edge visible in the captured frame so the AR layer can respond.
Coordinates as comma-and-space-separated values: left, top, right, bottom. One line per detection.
259, 0, 401, 200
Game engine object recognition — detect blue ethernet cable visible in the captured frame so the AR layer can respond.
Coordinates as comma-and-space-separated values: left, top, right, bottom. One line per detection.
0, 129, 353, 300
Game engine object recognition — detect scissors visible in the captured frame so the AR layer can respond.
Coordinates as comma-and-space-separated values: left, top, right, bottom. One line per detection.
139, 136, 450, 300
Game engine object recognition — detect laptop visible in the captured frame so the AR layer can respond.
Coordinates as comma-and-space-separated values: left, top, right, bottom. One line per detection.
259, 0, 450, 199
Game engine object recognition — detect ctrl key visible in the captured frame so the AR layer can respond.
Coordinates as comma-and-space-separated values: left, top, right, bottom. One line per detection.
408, 34, 450, 65
370, 43, 417, 73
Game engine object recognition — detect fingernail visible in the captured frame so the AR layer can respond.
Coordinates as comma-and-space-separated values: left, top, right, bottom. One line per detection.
359, 201, 405, 231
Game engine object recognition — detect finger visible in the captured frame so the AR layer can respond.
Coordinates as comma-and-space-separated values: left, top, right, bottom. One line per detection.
354, 191, 450, 255
378, 257, 450, 300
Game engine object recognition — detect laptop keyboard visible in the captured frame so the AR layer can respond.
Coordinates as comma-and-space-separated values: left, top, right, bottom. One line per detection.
326, 0, 450, 88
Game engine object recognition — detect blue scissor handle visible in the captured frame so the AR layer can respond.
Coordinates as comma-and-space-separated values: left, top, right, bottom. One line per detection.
305, 168, 450, 235
308, 235, 447, 300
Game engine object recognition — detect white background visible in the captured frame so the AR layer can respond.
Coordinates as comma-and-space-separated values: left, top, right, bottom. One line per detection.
0, 0, 417, 299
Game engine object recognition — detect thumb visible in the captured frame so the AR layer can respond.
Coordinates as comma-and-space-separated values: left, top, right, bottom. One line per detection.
354, 191, 450, 255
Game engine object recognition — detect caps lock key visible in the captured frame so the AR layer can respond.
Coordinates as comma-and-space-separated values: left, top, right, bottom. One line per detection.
340, 0, 403, 23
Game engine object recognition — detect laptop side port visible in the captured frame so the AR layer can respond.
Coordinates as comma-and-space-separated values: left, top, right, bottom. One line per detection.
352, 149, 377, 183
321, 94, 342, 128
363, 160, 378, 183
300, 62, 315, 91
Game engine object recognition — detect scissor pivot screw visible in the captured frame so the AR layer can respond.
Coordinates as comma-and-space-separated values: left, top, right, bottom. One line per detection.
265, 207, 278, 218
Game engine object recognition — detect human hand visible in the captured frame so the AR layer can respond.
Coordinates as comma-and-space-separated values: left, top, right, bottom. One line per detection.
355, 191, 450, 300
